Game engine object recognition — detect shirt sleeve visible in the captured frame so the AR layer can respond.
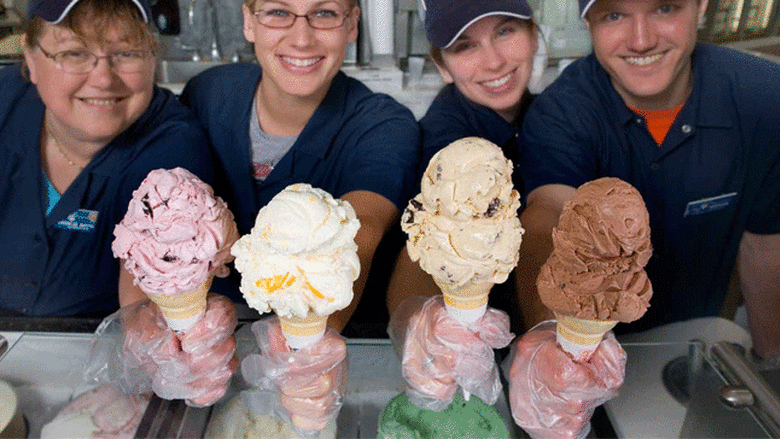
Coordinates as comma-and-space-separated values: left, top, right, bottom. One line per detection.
519, 87, 601, 197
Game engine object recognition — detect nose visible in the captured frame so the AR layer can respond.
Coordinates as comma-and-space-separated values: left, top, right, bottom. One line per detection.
288, 14, 316, 47
627, 15, 657, 52
482, 42, 506, 70
87, 56, 119, 86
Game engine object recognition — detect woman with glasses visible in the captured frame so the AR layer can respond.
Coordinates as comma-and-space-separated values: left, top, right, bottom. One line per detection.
0, 0, 240, 408
180, 0, 420, 433
0, 0, 215, 317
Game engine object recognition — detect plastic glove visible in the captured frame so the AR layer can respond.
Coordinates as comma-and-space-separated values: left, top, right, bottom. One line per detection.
388, 295, 514, 412
507, 320, 626, 439
121, 293, 239, 407
241, 316, 347, 433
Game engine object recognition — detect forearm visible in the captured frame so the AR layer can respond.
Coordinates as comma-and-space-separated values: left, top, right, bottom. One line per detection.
738, 231, 780, 359
329, 190, 398, 332
514, 185, 575, 331
386, 246, 440, 315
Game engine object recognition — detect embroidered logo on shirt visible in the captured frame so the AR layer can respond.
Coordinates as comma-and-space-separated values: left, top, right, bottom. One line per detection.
55, 209, 99, 232
684, 192, 737, 217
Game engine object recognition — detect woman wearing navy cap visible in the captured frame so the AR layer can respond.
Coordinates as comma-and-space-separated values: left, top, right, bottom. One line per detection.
0, 0, 237, 407
1, 0, 214, 316
382, 0, 538, 417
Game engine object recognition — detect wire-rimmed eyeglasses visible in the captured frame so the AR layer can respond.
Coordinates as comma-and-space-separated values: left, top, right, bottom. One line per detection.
37, 46, 154, 74
253, 8, 351, 29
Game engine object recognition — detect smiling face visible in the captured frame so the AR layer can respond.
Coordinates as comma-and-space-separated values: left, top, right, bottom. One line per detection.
585, 0, 708, 110
242, 0, 359, 103
435, 15, 537, 123
23, 17, 155, 146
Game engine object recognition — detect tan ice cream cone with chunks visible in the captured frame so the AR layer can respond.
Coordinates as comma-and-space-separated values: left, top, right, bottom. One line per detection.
436, 280, 493, 324
147, 277, 212, 334
279, 309, 329, 350
554, 312, 617, 362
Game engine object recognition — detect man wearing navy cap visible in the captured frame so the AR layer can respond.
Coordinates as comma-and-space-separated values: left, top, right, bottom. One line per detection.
516, 0, 780, 362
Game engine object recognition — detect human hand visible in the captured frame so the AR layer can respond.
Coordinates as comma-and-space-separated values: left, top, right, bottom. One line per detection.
388, 295, 514, 411
121, 293, 239, 407
242, 317, 347, 432
507, 320, 626, 439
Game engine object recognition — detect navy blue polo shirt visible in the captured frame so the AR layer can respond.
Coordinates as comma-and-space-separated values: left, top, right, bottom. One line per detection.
419, 84, 532, 184
181, 63, 421, 300
0, 64, 214, 317
520, 44, 780, 332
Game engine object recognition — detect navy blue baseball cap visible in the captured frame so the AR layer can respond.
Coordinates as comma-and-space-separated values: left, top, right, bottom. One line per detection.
579, 0, 597, 18
28, 0, 151, 24
422, 0, 533, 49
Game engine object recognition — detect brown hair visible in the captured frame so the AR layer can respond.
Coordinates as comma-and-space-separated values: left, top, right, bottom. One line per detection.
23, 0, 156, 77
429, 18, 537, 69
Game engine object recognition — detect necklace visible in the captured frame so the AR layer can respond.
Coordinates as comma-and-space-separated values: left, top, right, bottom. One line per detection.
47, 128, 85, 171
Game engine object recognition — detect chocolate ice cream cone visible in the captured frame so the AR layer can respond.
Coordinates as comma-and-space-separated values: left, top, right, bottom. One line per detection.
436, 280, 493, 324
279, 310, 328, 349
147, 278, 212, 333
554, 312, 617, 362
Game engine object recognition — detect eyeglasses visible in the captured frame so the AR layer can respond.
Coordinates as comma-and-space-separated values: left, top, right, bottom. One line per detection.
253, 8, 351, 30
37, 46, 154, 74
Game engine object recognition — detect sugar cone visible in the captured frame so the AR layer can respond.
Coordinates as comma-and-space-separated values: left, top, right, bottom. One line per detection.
435, 280, 492, 324
279, 310, 328, 350
554, 312, 617, 362
147, 278, 212, 333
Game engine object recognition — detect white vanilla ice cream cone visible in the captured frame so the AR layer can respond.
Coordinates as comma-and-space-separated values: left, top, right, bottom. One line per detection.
278, 309, 329, 350
554, 312, 617, 362
436, 280, 493, 324
147, 277, 212, 333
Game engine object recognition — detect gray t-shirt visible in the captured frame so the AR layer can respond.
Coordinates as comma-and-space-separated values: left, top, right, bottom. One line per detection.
249, 100, 298, 181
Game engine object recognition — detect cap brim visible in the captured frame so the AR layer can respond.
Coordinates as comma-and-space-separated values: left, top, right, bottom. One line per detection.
32, 0, 150, 23
580, 0, 597, 18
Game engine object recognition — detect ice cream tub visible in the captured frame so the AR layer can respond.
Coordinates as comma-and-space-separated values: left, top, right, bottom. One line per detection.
0, 380, 26, 439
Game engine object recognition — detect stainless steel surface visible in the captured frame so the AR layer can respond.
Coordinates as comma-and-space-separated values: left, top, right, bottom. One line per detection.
0, 334, 7, 359
719, 385, 756, 408
155, 59, 227, 84
712, 341, 780, 436
676, 341, 774, 438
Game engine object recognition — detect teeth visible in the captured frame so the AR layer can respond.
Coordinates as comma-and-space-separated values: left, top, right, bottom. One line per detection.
82, 99, 119, 105
626, 53, 663, 66
483, 74, 511, 88
283, 57, 319, 67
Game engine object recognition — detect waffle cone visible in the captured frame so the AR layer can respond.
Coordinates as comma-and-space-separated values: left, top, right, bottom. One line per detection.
148, 278, 212, 333
435, 280, 492, 323
554, 312, 617, 362
279, 310, 328, 349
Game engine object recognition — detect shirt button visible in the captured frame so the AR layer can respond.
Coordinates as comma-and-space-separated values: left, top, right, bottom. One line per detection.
650, 163, 660, 171
681, 124, 693, 133
635, 118, 643, 124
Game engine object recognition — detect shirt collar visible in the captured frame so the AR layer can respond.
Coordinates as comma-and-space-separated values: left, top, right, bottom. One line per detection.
591, 44, 733, 129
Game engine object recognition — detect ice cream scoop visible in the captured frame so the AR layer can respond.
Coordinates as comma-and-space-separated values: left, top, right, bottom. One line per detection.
537, 177, 653, 361
402, 137, 524, 324
231, 183, 360, 349
113, 167, 239, 332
